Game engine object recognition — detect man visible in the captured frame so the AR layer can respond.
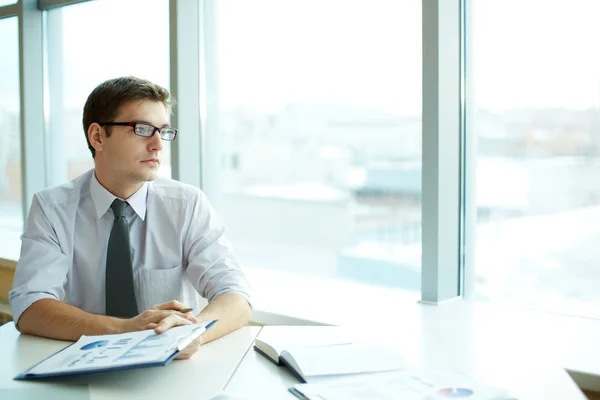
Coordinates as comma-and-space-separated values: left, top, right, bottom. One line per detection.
9, 76, 251, 359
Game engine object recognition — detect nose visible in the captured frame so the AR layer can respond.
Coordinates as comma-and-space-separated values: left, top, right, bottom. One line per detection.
149, 128, 164, 152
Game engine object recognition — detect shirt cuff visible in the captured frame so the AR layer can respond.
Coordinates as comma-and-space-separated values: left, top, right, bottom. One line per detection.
210, 288, 253, 310
9, 292, 59, 326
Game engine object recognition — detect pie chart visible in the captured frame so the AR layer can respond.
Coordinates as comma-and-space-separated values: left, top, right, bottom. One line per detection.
80, 340, 109, 350
437, 388, 474, 398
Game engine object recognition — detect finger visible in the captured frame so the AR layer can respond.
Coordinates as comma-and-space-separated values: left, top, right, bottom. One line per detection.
140, 310, 171, 325
184, 313, 200, 323
154, 314, 192, 334
161, 309, 198, 322
164, 309, 198, 323
174, 336, 203, 360
150, 299, 187, 311
175, 352, 195, 360
145, 309, 194, 325
175, 344, 200, 360
176, 351, 197, 360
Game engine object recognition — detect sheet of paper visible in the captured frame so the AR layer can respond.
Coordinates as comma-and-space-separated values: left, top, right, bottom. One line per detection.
255, 326, 356, 362
285, 343, 410, 377
258, 326, 355, 351
26, 322, 210, 375
292, 369, 509, 400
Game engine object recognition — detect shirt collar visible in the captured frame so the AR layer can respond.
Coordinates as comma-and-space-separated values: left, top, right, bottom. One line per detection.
89, 172, 148, 221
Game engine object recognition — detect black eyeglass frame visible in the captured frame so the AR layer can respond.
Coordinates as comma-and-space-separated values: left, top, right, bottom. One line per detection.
99, 121, 178, 141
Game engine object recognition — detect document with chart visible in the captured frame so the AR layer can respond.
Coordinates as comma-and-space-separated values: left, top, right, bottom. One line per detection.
15, 320, 216, 380
289, 368, 509, 400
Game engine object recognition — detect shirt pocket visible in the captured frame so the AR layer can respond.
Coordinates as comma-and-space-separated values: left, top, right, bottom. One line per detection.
136, 264, 184, 311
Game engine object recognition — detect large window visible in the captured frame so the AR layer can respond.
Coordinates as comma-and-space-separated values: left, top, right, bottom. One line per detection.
45, 0, 171, 184
212, 0, 422, 313
472, 0, 600, 318
0, 17, 22, 260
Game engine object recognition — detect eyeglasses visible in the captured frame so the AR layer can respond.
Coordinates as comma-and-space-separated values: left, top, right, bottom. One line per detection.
99, 121, 178, 141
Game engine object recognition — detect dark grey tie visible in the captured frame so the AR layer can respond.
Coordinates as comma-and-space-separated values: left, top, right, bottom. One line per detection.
105, 199, 138, 318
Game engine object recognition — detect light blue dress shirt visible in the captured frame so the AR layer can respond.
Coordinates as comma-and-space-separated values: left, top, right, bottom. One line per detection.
9, 169, 251, 324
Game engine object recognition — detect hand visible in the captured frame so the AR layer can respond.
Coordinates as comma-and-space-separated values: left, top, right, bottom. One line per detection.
122, 300, 199, 333
175, 335, 203, 360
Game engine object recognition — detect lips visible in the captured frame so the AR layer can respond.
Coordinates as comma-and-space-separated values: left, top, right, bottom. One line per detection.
141, 159, 160, 165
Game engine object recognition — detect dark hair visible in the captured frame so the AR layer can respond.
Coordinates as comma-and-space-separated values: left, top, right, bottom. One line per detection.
82, 76, 175, 158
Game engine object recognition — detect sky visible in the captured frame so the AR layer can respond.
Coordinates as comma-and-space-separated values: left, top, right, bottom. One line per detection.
472, 0, 600, 112
1, 0, 600, 113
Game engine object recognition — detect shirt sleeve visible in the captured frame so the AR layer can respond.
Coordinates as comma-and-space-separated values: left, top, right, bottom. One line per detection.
183, 190, 252, 307
9, 193, 70, 324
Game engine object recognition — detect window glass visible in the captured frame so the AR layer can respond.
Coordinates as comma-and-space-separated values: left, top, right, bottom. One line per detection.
0, 17, 23, 260
473, 0, 600, 318
46, 0, 171, 182
214, 0, 422, 315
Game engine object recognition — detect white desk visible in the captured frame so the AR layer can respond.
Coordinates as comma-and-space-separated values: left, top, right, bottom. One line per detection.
226, 321, 588, 400
0, 299, 595, 400
0, 322, 260, 400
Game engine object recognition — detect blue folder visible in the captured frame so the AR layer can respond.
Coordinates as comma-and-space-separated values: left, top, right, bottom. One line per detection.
15, 320, 217, 380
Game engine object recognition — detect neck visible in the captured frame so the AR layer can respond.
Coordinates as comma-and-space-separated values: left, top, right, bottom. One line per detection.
94, 168, 143, 200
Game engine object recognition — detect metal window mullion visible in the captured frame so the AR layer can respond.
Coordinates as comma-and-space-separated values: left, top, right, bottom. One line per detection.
37, 0, 91, 10
0, 4, 19, 19
199, 0, 220, 202
420, 0, 462, 304
18, 0, 46, 222
169, 0, 202, 188
462, 0, 477, 298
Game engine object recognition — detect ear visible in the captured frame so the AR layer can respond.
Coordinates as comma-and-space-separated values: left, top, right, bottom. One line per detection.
88, 123, 106, 154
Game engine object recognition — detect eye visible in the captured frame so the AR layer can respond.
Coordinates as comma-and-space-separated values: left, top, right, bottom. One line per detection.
134, 124, 154, 136
161, 128, 177, 140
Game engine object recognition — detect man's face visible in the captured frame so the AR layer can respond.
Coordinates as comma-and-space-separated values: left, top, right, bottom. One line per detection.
100, 100, 168, 185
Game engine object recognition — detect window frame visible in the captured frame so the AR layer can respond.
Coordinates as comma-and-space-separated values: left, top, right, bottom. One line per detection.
420, 0, 463, 303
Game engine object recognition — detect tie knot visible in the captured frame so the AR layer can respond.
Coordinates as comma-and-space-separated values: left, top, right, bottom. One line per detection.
110, 199, 127, 218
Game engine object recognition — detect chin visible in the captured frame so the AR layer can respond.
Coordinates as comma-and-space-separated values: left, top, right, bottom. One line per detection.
135, 169, 158, 182
144, 172, 159, 182
138, 164, 160, 180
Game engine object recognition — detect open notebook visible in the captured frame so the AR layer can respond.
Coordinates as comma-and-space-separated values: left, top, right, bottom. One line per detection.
253, 326, 355, 366
253, 326, 409, 383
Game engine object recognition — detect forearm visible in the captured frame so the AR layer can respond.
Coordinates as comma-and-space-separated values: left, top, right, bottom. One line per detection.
196, 292, 251, 344
16, 298, 126, 341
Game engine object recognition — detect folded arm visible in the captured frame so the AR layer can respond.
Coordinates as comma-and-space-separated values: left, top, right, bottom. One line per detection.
193, 292, 251, 344
9, 192, 86, 339
180, 190, 253, 349
167, 292, 250, 360
17, 298, 124, 340
17, 299, 197, 341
